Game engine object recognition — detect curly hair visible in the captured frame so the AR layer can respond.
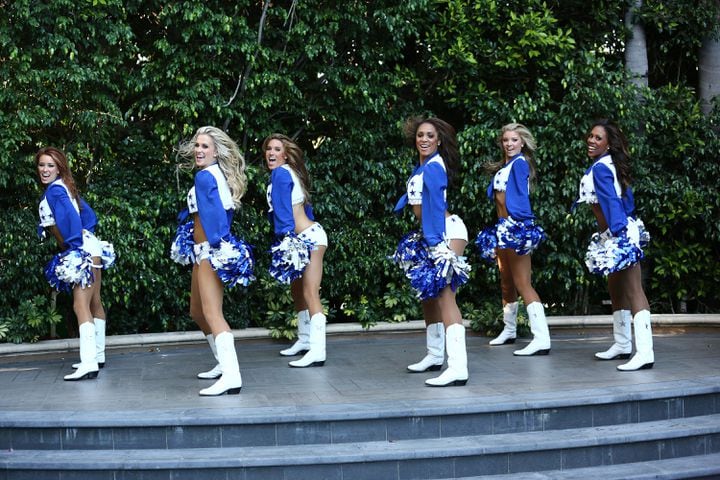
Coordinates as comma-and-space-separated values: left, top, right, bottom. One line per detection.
403, 116, 460, 187
588, 119, 632, 192
34, 147, 80, 202
177, 126, 247, 208
485, 123, 538, 183
262, 133, 312, 203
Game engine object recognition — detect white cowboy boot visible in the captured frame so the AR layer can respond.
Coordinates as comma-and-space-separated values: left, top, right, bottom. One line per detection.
280, 310, 311, 356
513, 302, 551, 356
426, 324, 468, 387
595, 310, 632, 360
408, 322, 444, 372
289, 313, 326, 368
197, 334, 222, 379
199, 331, 242, 396
94, 318, 106, 367
64, 322, 99, 381
489, 301, 518, 345
618, 310, 654, 371
72, 317, 106, 369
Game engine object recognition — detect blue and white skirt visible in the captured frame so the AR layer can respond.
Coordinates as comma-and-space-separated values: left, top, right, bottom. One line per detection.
194, 235, 255, 288
585, 217, 650, 276
474, 216, 546, 263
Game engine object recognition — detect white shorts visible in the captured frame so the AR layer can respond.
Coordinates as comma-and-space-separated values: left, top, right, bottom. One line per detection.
193, 241, 212, 264
298, 223, 328, 249
82, 230, 103, 258
445, 214, 468, 242
82, 230, 115, 269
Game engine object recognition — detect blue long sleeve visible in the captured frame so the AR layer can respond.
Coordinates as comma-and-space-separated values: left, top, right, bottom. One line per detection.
79, 198, 98, 233
421, 161, 447, 247
487, 156, 534, 220
195, 169, 233, 247
45, 185, 83, 249
505, 158, 534, 220
593, 162, 628, 235
270, 167, 296, 236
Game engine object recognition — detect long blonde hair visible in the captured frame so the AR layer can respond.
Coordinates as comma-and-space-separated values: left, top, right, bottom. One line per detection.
485, 122, 538, 182
177, 126, 247, 208
262, 133, 312, 203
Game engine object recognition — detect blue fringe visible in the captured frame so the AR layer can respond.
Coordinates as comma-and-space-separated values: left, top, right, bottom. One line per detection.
390, 231, 429, 273
585, 229, 645, 275
99, 241, 116, 269
407, 245, 471, 300
44, 248, 95, 292
208, 236, 256, 288
269, 233, 314, 284
637, 219, 651, 248
170, 221, 195, 265
474, 227, 498, 263
496, 217, 546, 255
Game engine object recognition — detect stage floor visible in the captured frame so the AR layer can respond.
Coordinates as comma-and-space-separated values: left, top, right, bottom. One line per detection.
0, 327, 719, 424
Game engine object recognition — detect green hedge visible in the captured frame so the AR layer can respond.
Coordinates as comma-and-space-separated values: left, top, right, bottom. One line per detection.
1, 0, 719, 343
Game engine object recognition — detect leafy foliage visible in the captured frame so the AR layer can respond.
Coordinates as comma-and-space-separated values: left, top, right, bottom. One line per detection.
1, 0, 719, 343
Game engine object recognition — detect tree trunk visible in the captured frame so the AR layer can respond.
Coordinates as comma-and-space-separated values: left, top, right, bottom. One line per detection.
699, 34, 720, 115
624, 0, 649, 87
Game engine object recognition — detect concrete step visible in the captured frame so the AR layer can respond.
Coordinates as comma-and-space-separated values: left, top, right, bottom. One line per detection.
2, 414, 720, 479
2, 388, 719, 452
456, 452, 720, 479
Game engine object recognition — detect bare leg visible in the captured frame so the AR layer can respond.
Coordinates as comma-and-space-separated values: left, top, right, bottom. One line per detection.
505, 250, 550, 356
289, 246, 328, 368
195, 260, 242, 395
490, 249, 520, 345
426, 238, 468, 387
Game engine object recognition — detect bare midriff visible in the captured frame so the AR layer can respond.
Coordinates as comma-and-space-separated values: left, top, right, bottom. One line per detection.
591, 204, 609, 232
293, 202, 315, 234
411, 204, 452, 223
494, 191, 509, 219
192, 213, 208, 243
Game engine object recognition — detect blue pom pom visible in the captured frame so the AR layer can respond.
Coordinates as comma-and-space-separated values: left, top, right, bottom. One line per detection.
44, 248, 95, 292
170, 221, 195, 265
496, 217, 546, 255
474, 227, 498, 263
269, 233, 314, 284
585, 229, 645, 275
208, 236, 256, 288
390, 231, 429, 273
636, 219, 651, 248
407, 244, 471, 300
100, 241, 116, 269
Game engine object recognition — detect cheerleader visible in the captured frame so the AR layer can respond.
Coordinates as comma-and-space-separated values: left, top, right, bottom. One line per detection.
36, 147, 115, 381
171, 126, 254, 395
475, 123, 549, 356
576, 119, 653, 371
392, 117, 471, 387
263, 134, 328, 368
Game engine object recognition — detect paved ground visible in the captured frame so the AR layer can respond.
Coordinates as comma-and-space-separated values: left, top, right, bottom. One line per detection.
0, 324, 718, 421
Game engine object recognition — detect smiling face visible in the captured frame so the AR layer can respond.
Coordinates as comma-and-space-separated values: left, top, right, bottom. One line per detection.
37, 154, 60, 185
415, 122, 439, 162
265, 138, 287, 171
587, 126, 609, 159
194, 134, 217, 169
501, 129, 524, 161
